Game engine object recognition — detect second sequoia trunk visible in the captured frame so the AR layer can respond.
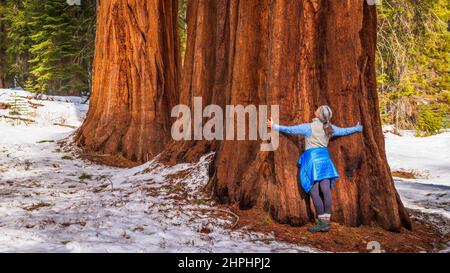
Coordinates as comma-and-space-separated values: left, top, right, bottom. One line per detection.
174, 0, 410, 230
76, 0, 180, 163
160, 0, 232, 164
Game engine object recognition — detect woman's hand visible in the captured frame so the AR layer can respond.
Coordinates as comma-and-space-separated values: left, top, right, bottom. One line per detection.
356, 121, 363, 132
267, 117, 273, 128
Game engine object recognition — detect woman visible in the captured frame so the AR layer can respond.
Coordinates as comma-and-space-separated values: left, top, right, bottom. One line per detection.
268, 105, 363, 232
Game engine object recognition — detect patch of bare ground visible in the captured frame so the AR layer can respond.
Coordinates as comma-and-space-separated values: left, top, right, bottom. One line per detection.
58, 135, 139, 168
228, 206, 449, 253
392, 170, 417, 179
78, 153, 139, 168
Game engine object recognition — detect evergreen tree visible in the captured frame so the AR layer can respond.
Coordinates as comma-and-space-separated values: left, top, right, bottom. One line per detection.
377, 0, 449, 135
3, 0, 33, 88
26, 0, 92, 95
3, 0, 96, 95
0, 0, 7, 88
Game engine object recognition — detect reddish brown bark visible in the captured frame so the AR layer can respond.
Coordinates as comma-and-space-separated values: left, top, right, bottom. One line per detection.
165, 0, 411, 231
161, 0, 233, 164
76, 0, 181, 163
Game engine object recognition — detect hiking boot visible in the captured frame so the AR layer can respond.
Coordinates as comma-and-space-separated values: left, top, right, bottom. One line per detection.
308, 219, 330, 233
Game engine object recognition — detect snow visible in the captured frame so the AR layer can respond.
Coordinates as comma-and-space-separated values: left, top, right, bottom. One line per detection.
0, 88, 448, 252
385, 127, 450, 186
394, 181, 449, 220
383, 126, 450, 225
0, 89, 88, 128
0, 88, 317, 253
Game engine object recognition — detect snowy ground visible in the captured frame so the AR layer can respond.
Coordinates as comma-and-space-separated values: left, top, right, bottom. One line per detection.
384, 128, 450, 221
385, 127, 450, 186
0, 88, 448, 252
0, 89, 318, 253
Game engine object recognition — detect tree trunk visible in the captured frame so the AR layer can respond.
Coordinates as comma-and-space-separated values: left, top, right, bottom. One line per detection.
167, 0, 411, 231
76, 0, 180, 163
160, 0, 233, 164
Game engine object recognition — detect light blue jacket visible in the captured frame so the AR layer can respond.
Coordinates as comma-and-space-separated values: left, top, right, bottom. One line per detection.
273, 118, 363, 150
273, 121, 362, 138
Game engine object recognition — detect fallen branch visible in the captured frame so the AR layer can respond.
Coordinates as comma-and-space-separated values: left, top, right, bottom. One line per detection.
212, 208, 240, 229
23, 202, 52, 211
28, 101, 45, 108
17, 95, 54, 102
53, 123, 77, 129
0, 115, 35, 124
97, 175, 115, 192
0, 115, 77, 128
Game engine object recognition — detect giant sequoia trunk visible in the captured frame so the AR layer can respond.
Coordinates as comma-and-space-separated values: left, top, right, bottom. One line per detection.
161, 0, 233, 164
76, 0, 180, 162
165, 0, 411, 231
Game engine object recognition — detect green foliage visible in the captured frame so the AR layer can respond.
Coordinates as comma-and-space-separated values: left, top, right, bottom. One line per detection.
416, 104, 447, 136
79, 172, 92, 180
260, 212, 272, 226
377, 0, 450, 135
0, 1, 8, 85
178, 0, 187, 63
3, 0, 35, 87
6, 93, 29, 116
1, 0, 96, 95
192, 198, 208, 206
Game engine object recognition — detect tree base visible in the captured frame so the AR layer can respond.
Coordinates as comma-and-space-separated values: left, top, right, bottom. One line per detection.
231, 206, 445, 252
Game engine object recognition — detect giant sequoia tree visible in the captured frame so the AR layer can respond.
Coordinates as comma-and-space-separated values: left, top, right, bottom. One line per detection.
217, 0, 411, 231
163, 0, 411, 231
76, 0, 180, 162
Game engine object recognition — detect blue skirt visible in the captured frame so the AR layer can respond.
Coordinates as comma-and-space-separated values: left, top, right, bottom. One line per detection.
298, 147, 339, 193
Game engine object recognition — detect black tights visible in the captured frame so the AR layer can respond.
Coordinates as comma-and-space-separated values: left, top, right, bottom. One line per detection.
310, 179, 332, 215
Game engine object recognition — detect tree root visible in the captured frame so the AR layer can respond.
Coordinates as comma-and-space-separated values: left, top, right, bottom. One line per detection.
211, 208, 240, 229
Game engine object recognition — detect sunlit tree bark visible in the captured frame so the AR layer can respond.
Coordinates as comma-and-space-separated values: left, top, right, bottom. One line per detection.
163, 0, 411, 231
76, 0, 181, 163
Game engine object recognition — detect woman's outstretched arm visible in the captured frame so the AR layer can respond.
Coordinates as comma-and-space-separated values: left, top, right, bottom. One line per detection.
268, 118, 312, 136
331, 123, 363, 137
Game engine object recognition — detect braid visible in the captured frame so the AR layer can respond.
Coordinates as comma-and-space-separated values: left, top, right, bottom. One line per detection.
323, 121, 334, 138
319, 105, 334, 137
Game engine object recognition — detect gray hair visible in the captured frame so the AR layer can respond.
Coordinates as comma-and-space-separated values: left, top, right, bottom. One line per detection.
318, 105, 334, 137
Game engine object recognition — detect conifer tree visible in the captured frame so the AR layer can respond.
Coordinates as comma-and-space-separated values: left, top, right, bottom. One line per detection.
3, 0, 33, 88
3, 0, 96, 95
0, 0, 8, 88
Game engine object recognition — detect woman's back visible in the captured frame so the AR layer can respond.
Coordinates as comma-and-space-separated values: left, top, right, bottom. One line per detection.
305, 118, 330, 150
